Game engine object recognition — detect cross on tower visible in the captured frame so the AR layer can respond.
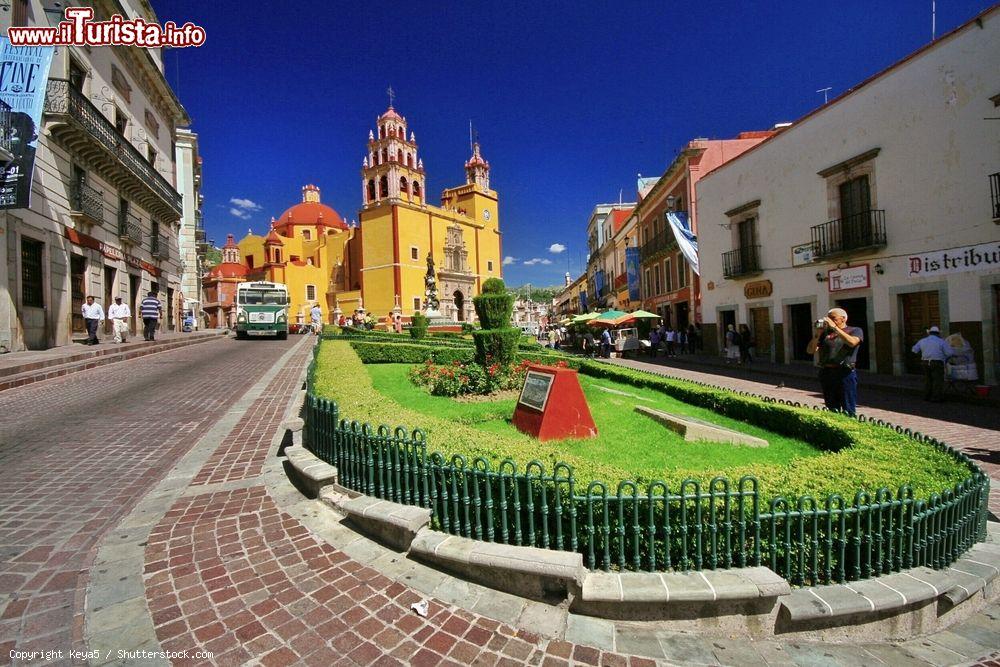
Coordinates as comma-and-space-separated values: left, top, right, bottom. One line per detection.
387, 85, 395, 108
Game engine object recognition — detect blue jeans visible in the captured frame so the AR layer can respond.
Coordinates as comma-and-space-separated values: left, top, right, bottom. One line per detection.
819, 366, 858, 416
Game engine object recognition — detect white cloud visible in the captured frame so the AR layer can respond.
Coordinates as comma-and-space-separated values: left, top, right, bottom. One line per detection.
230, 207, 252, 220
523, 258, 553, 266
502, 256, 517, 266
229, 197, 262, 211
548, 243, 566, 254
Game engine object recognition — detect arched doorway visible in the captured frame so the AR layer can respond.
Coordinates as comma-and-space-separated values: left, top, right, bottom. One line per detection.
453, 290, 465, 321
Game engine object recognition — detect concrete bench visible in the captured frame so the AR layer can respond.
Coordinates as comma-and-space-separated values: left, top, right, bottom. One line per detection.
284, 445, 338, 498
635, 406, 768, 447
409, 530, 584, 602
329, 494, 431, 551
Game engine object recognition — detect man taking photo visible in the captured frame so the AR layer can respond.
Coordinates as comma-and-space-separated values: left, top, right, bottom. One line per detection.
806, 307, 863, 416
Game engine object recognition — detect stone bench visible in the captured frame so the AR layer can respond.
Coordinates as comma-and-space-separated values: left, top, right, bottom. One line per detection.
635, 406, 768, 447
329, 494, 431, 551
571, 566, 789, 623
283, 445, 338, 498
408, 530, 584, 602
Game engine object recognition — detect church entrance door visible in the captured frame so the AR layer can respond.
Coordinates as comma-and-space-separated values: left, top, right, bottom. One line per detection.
454, 291, 465, 321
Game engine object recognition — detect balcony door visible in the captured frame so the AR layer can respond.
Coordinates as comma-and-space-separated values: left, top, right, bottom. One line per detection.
839, 176, 871, 250
737, 218, 757, 272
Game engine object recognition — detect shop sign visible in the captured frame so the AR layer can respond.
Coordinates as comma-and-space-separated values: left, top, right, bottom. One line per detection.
744, 280, 772, 299
828, 265, 869, 292
65, 228, 160, 276
791, 243, 814, 266
908, 242, 1000, 278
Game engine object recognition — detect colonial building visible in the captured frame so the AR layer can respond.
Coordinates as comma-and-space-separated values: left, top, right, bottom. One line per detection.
0, 0, 189, 351
585, 203, 634, 311
175, 128, 205, 325
696, 5, 1000, 381
636, 133, 773, 332
231, 105, 503, 325
555, 272, 587, 318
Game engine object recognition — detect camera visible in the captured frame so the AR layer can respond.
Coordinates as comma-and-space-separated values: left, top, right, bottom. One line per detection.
814, 319, 826, 328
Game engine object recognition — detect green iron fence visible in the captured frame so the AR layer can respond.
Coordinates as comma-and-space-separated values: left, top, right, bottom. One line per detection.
304, 345, 989, 585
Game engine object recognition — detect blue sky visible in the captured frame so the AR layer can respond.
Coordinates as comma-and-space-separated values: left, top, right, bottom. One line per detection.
154, 0, 993, 287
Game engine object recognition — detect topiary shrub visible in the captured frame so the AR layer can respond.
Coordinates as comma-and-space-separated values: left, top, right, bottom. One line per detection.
481, 277, 507, 294
461, 322, 475, 334
409, 312, 428, 339
473, 293, 514, 330
472, 278, 519, 366
472, 328, 521, 366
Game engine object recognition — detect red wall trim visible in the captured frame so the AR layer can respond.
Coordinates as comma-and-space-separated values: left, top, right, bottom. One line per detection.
392, 206, 401, 297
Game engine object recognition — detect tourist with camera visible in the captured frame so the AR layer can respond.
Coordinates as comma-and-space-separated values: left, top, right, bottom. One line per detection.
806, 307, 863, 416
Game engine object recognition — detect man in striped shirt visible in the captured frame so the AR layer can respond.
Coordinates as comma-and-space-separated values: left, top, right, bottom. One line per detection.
140, 291, 162, 341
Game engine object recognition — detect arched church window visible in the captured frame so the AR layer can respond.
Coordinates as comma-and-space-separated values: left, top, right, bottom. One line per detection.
397, 149, 403, 162
367, 179, 376, 203
413, 181, 421, 198
400, 177, 408, 196
379, 176, 389, 198
406, 153, 412, 167
379, 149, 385, 165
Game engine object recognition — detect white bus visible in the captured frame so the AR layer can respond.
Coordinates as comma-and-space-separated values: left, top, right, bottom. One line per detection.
235, 281, 290, 339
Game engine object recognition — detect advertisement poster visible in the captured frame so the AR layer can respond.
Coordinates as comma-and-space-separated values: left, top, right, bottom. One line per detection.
0, 39, 55, 209
908, 242, 1000, 278
625, 246, 640, 301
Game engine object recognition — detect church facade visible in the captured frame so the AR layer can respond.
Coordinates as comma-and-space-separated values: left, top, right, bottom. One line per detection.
228, 105, 503, 325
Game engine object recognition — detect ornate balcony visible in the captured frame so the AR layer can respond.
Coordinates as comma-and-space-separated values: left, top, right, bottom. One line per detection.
810, 209, 887, 259
118, 211, 142, 245
151, 234, 169, 260
640, 229, 677, 263
0, 99, 12, 163
43, 79, 182, 219
69, 181, 104, 227
722, 245, 761, 279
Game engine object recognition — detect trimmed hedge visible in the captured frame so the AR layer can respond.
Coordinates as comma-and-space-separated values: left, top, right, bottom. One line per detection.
472, 329, 520, 366
410, 313, 428, 339
314, 341, 972, 502
350, 341, 473, 365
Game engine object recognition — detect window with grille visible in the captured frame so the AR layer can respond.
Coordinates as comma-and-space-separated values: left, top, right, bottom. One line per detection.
410, 246, 418, 261
677, 255, 688, 289
664, 258, 673, 293
21, 238, 44, 308
306, 285, 316, 301
413, 297, 421, 310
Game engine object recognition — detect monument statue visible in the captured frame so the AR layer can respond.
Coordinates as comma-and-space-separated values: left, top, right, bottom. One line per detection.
424, 252, 440, 314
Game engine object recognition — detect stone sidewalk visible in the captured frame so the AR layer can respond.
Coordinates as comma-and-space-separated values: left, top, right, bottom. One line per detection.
76, 339, 1000, 666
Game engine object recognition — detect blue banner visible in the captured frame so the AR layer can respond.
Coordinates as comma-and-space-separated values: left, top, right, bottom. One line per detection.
595, 270, 605, 297
0, 40, 55, 209
579, 290, 588, 313
625, 247, 640, 301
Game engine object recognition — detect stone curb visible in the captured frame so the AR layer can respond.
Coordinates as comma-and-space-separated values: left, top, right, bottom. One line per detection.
284, 444, 338, 498
0, 332, 226, 393
333, 494, 432, 551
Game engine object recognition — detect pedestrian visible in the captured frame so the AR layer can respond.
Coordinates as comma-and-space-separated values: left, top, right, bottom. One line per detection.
687, 324, 697, 354
911, 325, 951, 402
677, 327, 687, 354
649, 327, 660, 357
724, 324, 741, 364
600, 327, 612, 358
547, 328, 556, 348
393, 312, 403, 334
81, 295, 104, 345
665, 327, 676, 357
310, 302, 323, 335
806, 307, 863, 416
107, 296, 131, 344
739, 324, 754, 364
583, 330, 596, 358
140, 290, 162, 341
945, 333, 978, 383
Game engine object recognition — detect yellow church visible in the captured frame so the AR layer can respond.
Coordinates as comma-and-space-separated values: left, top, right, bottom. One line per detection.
235, 104, 503, 324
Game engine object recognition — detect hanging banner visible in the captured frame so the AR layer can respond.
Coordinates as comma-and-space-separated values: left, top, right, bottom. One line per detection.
579, 290, 588, 313
594, 270, 606, 297
625, 246, 640, 301
0, 40, 55, 209
666, 211, 699, 276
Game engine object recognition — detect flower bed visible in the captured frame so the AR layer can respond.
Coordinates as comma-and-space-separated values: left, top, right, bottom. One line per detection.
409, 358, 571, 397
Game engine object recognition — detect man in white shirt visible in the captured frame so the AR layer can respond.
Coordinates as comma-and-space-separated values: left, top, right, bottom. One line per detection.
107, 296, 131, 344
309, 303, 322, 335
81, 296, 104, 345
912, 325, 952, 402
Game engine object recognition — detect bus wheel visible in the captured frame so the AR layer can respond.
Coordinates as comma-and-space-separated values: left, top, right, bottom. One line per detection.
236, 331, 247, 340
277, 331, 287, 340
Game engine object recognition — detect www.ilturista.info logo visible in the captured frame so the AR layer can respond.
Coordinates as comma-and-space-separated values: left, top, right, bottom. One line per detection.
7, 7, 205, 48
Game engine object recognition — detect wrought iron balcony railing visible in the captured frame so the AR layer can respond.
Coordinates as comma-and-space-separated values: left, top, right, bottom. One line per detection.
640, 229, 677, 263
118, 211, 142, 245
0, 99, 12, 160
810, 209, 887, 258
44, 79, 182, 217
722, 245, 761, 279
990, 172, 1000, 220
69, 181, 104, 224
151, 234, 169, 260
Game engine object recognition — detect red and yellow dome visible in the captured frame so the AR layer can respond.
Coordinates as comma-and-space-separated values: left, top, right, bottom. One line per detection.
272, 184, 348, 233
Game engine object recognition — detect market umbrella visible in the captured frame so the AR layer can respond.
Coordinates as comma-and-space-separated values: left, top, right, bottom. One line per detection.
588, 310, 631, 327
627, 310, 660, 319
571, 313, 601, 323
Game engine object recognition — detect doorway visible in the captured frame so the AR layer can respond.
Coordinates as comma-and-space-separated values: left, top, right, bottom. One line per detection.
675, 301, 690, 330
167, 287, 175, 330
788, 303, 814, 361
453, 290, 465, 321
129, 274, 141, 335
70, 254, 86, 333
749, 307, 772, 359
720, 309, 736, 337
899, 290, 941, 374
835, 296, 870, 370
20, 237, 47, 350
104, 266, 116, 334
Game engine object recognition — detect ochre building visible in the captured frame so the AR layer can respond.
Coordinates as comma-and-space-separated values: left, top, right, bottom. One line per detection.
231, 105, 503, 324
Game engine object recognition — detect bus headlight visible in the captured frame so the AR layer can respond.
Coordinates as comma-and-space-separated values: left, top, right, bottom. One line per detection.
237, 312, 247, 323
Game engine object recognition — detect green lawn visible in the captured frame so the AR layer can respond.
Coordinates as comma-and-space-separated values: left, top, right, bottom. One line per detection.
367, 364, 821, 475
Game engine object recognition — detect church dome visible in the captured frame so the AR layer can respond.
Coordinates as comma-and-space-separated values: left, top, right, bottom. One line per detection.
207, 262, 248, 279
273, 184, 348, 233
379, 106, 403, 122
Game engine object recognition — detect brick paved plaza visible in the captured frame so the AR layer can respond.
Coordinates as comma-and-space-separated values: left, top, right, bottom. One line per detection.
0, 338, 998, 665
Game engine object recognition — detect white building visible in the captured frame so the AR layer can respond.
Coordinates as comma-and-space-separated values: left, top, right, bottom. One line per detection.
696, 6, 1000, 382
0, 0, 190, 351
175, 128, 204, 324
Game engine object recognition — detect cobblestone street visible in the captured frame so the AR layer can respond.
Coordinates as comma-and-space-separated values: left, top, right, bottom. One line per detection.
1, 339, 998, 665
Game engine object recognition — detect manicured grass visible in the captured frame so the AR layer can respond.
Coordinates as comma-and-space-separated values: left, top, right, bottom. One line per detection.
311, 341, 973, 501
366, 364, 821, 474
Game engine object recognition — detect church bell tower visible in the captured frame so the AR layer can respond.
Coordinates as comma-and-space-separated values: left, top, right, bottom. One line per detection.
361, 91, 425, 207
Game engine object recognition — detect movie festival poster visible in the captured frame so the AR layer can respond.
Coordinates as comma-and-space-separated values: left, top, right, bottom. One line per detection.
0, 39, 55, 209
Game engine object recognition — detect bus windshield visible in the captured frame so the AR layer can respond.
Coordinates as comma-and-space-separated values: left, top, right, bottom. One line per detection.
239, 290, 288, 306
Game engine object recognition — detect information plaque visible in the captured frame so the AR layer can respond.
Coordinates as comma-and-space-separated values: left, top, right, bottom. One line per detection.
512, 364, 597, 441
